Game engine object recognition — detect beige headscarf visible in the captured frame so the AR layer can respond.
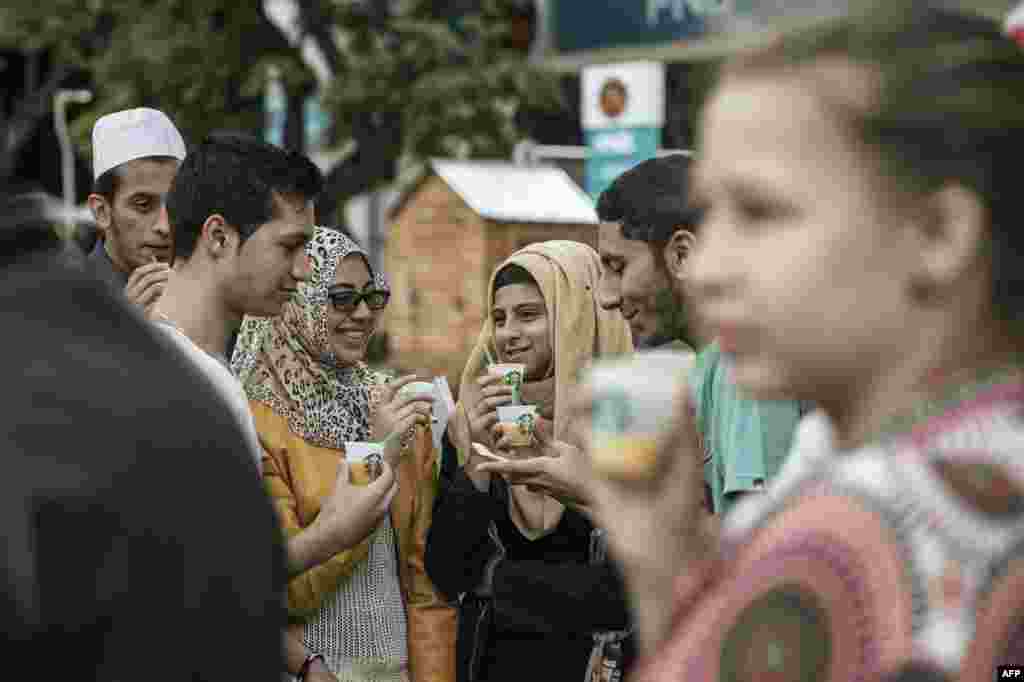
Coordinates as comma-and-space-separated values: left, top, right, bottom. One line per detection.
450, 240, 633, 539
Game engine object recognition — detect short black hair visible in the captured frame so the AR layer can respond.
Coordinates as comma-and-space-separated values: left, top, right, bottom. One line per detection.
595, 154, 702, 253
167, 133, 322, 261
493, 263, 537, 293
92, 168, 119, 202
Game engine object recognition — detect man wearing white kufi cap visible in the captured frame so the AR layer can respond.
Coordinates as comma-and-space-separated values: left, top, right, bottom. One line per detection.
86, 107, 186, 318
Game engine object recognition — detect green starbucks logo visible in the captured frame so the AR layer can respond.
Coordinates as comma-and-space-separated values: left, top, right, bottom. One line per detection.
366, 452, 383, 481
593, 389, 632, 434
516, 412, 535, 435
504, 370, 523, 387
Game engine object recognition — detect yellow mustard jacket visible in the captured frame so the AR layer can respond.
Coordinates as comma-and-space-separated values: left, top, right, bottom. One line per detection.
252, 401, 457, 682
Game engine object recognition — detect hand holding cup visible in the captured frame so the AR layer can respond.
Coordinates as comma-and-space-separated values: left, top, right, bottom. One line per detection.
465, 373, 516, 448
306, 455, 397, 570
574, 351, 708, 577
372, 374, 435, 465
479, 422, 594, 509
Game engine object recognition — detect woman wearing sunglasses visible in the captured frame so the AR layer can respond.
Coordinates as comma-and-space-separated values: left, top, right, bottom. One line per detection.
232, 227, 456, 682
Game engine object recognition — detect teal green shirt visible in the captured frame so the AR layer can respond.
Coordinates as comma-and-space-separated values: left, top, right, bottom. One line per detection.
689, 343, 804, 515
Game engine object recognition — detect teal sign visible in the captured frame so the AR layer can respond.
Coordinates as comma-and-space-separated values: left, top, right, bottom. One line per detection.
585, 127, 661, 201
553, 0, 723, 52
264, 71, 286, 148
304, 95, 330, 153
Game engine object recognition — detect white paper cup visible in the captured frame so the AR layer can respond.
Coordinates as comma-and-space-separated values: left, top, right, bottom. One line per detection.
496, 404, 538, 447
584, 351, 695, 482
488, 363, 526, 404
344, 441, 385, 485
398, 381, 435, 399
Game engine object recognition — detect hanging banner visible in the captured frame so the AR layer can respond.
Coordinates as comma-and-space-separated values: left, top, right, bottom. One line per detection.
552, 0, 725, 52
582, 61, 665, 201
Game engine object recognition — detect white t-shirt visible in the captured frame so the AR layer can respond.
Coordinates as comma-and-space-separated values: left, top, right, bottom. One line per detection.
153, 321, 263, 475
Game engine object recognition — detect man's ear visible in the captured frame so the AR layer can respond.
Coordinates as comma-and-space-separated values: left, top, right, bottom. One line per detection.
199, 214, 238, 259
86, 194, 112, 234
662, 227, 698, 282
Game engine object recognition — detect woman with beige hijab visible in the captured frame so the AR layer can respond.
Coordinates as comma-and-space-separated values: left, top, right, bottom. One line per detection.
425, 240, 634, 682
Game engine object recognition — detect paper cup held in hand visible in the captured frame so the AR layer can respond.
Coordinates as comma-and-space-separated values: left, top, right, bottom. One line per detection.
398, 381, 435, 399
496, 404, 538, 448
488, 363, 526, 404
344, 442, 384, 485
585, 351, 695, 482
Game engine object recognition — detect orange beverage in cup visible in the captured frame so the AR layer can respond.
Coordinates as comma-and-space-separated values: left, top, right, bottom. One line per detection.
584, 351, 695, 482
496, 405, 538, 447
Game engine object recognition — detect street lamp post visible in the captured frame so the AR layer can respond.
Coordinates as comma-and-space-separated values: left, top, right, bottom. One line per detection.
53, 89, 93, 238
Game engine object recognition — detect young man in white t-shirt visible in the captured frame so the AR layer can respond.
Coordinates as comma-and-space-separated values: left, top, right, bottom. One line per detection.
153, 132, 396, 681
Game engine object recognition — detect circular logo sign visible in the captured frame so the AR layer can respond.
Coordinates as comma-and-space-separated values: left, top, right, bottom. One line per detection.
599, 78, 628, 119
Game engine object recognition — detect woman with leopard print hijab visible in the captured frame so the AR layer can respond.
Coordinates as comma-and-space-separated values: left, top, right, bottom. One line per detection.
231, 226, 456, 682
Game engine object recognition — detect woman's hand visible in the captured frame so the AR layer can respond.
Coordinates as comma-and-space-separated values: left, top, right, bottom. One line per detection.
480, 420, 593, 508
569, 382, 711, 654
464, 373, 515, 448
371, 375, 434, 467
288, 458, 397, 577
305, 655, 338, 681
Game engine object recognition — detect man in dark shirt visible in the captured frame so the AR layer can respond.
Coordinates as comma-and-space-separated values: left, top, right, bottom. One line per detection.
86, 108, 186, 317
2, 190, 286, 680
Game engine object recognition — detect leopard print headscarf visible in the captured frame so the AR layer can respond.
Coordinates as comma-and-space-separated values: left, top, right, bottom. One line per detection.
230, 226, 391, 449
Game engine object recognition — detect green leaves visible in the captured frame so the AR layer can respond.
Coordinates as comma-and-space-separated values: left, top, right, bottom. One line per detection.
3, 0, 562, 193
324, 0, 561, 166
3, 0, 290, 154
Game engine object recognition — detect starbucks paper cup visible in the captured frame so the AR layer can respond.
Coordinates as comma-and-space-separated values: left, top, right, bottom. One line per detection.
488, 363, 526, 404
344, 441, 385, 485
496, 404, 538, 447
584, 351, 694, 482
398, 381, 435, 399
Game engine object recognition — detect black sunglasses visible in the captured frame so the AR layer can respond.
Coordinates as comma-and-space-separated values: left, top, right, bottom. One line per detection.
328, 289, 390, 312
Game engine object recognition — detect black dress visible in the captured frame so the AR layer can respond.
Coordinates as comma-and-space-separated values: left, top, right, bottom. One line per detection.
425, 432, 636, 682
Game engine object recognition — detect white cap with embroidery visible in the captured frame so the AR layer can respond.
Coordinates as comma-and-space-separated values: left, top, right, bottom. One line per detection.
91, 108, 187, 180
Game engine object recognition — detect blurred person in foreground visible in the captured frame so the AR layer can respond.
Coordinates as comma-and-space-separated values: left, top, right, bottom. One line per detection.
156, 134, 396, 681
426, 241, 634, 682
0, 189, 286, 679
86, 108, 186, 317
232, 227, 455, 682
590, 3, 1024, 680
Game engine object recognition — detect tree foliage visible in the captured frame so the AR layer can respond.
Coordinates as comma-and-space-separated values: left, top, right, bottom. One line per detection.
322, 0, 562, 175
0, 1, 300, 164
0, 0, 563, 198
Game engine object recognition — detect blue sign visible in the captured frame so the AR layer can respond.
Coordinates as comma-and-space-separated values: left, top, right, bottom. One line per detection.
585, 127, 661, 201
553, 0, 722, 52
304, 95, 330, 153
264, 72, 286, 148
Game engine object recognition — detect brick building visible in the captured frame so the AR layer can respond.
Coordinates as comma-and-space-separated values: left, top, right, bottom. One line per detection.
384, 159, 598, 396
